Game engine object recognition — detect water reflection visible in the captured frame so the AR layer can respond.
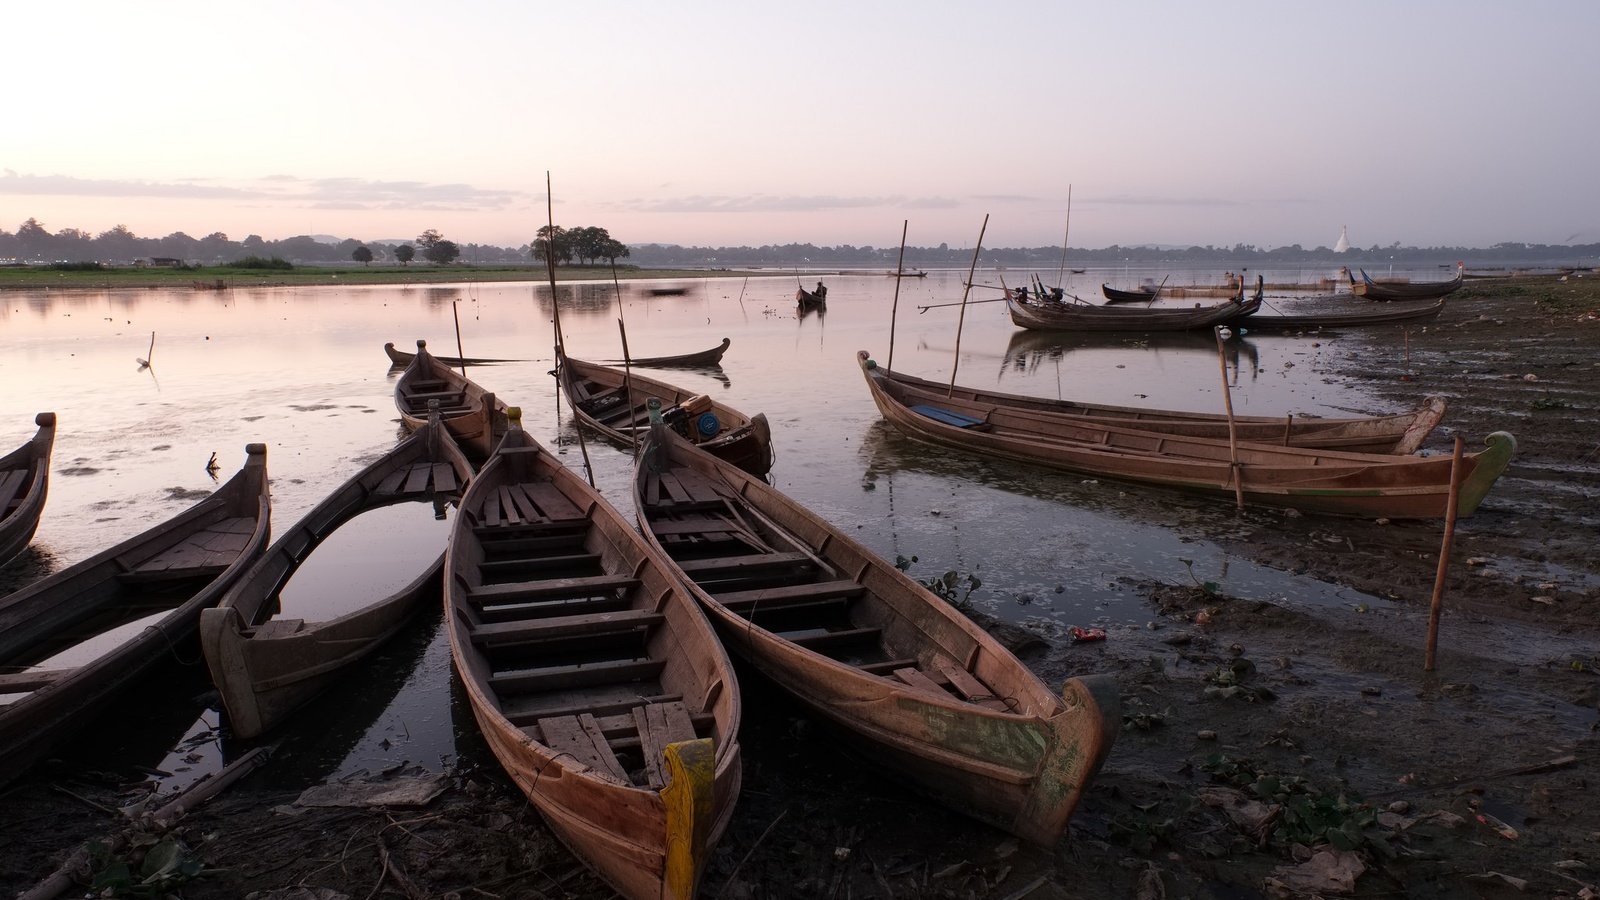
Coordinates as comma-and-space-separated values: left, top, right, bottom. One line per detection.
1002, 329, 1261, 386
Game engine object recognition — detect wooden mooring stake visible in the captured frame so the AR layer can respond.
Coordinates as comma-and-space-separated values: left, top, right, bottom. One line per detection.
1424, 435, 1466, 671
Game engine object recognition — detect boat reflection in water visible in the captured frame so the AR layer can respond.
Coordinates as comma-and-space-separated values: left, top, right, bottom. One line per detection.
1000, 328, 1261, 388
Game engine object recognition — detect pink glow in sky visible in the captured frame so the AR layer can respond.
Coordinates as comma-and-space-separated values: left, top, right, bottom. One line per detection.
5, 1, 1597, 250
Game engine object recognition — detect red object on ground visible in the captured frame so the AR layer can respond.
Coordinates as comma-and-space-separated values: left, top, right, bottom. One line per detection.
1069, 626, 1107, 643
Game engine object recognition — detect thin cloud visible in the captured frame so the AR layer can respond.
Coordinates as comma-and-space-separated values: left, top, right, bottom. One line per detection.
0, 170, 528, 211
1094, 194, 1248, 209
630, 194, 958, 213
0, 170, 258, 199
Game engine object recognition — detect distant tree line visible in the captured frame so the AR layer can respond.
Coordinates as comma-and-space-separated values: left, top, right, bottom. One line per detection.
3, 216, 1594, 269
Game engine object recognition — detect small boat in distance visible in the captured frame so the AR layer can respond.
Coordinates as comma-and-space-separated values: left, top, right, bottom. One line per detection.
1009, 277, 1262, 333
0, 445, 271, 784
384, 342, 523, 368
200, 405, 473, 739
1101, 283, 1160, 304
446, 410, 742, 899
884, 269, 928, 278
0, 412, 55, 568
796, 281, 827, 307
599, 337, 731, 368
633, 409, 1118, 845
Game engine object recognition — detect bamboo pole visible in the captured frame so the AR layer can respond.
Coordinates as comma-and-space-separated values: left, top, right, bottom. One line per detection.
1054, 184, 1072, 288
1424, 435, 1466, 672
1214, 326, 1245, 510
887, 219, 908, 372
545, 171, 595, 488
947, 214, 989, 397
610, 261, 639, 457
452, 299, 466, 378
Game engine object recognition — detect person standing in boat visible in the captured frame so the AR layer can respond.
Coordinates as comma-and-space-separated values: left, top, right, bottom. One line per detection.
814, 280, 828, 301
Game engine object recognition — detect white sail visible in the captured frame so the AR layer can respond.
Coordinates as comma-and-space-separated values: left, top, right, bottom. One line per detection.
1334, 225, 1350, 254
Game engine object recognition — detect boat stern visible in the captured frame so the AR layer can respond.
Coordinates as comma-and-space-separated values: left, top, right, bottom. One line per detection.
1395, 396, 1450, 455
1013, 674, 1121, 846
1456, 431, 1517, 517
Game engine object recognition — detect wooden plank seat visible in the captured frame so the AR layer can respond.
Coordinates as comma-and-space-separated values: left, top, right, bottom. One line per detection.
940, 664, 1012, 711
858, 658, 920, 676
476, 481, 588, 529
677, 551, 815, 579
491, 657, 666, 695
467, 574, 641, 608
475, 530, 592, 556
470, 609, 664, 648
911, 404, 990, 430
373, 461, 460, 497
714, 580, 865, 617
477, 551, 602, 579
117, 517, 257, 583
788, 625, 884, 654
632, 701, 700, 789
537, 713, 630, 783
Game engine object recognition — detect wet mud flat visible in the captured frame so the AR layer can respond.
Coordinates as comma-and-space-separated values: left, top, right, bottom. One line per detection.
4, 276, 1600, 899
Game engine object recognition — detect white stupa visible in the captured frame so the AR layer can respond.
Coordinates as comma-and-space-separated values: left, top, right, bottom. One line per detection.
1333, 225, 1350, 254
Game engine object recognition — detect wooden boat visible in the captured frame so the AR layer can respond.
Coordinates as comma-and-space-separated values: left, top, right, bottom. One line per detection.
0, 445, 271, 782
1349, 268, 1464, 301
1101, 283, 1159, 304
200, 407, 473, 739
796, 285, 827, 307
874, 363, 1445, 455
556, 354, 774, 477
632, 413, 1118, 845
1240, 297, 1447, 330
1, 412, 55, 568
445, 412, 741, 899
384, 341, 522, 368
600, 337, 731, 368
394, 339, 511, 459
1009, 279, 1261, 333
645, 286, 691, 297
885, 269, 928, 278
858, 351, 1515, 518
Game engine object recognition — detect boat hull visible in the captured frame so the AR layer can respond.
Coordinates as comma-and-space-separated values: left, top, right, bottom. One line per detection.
0, 412, 55, 567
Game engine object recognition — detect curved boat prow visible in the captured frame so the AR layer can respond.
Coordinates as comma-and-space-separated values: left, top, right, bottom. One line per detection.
1013, 673, 1121, 846
1395, 396, 1449, 455
661, 737, 716, 899
1456, 431, 1516, 517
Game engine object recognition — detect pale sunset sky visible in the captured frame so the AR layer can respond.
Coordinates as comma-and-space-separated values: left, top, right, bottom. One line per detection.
4, 1, 1596, 251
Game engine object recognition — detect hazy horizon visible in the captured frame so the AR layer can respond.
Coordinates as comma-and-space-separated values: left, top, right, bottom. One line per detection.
5, 2, 1596, 252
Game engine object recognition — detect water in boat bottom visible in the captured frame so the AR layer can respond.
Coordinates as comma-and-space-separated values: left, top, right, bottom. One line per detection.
273, 498, 455, 622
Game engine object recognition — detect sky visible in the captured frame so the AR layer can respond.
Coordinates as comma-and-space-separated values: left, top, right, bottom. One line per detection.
4, 1, 1598, 251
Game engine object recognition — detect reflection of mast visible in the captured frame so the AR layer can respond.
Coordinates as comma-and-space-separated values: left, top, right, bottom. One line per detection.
1333, 225, 1350, 254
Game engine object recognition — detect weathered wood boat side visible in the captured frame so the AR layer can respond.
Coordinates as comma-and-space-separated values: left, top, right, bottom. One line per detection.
394, 339, 511, 459
200, 408, 473, 739
633, 412, 1119, 846
873, 365, 1445, 455
0, 412, 56, 568
445, 414, 741, 899
557, 354, 774, 477
0, 445, 271, 783
858, 351, 1514, 519
1008, 280, 1261, 332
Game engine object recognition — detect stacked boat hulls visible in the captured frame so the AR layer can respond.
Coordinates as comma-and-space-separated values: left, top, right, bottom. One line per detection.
0, 318, 1520, 897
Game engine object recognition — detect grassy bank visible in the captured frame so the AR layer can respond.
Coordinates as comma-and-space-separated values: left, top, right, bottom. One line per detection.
0, 264, 754, 290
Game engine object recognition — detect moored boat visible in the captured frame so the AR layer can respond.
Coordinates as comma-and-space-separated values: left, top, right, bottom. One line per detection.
1009, 278, 1262, 332
600, 337, 732, 368
858, 351, 1515, 518
394, 339, 511, 459
0, 412, 55, 568
556, 354, 774, 477
200, 407, 473, 739
1100, 283, 1160, 304
0, 445, 271, 783
1239, 297, 1447, 330
872, 364, 1445, 454
632, 409, 1118, 845
384, 342, 523, 368
796, 283, 827, 307
1349, 268, 1464, 301
445, 411, 742, 899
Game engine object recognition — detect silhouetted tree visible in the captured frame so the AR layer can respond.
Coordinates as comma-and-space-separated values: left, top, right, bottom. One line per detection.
417, 229, 460, 265
395, 244, 415, 266
532, 225, 571, 265
352, 245, 374, 266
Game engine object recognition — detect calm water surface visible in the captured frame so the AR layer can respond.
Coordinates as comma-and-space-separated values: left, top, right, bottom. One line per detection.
0, 267, 1421, 792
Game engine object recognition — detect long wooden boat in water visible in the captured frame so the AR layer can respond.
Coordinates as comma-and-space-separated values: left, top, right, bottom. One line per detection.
1009, 279, 1261, 332
1349, 268, 1464, 301
0, 445, 271, 782
1, 412, 56, 568
1100, 283, 1160, 304
556, 354, 774, 477
599, 337, 731, 368
796, 285, 827, 307
871, 363, 1445, 454
385, 342, 523, 368
632, 411, 1118, 845
445, 412, 741, 899
200, 408, 473, 739
858, 352, 1515, 518
1240, 297, 1447, 330
394, 339, 511, 459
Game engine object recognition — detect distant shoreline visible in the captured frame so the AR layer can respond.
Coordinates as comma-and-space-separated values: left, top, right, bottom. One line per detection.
0, 264, 759, 291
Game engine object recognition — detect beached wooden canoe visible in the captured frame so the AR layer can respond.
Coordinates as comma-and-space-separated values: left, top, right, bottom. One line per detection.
0, 412, 55, 568
556, 354, 773, 477
394, 339, 511, 459
445, 413, 742, 899
871, 363, 1445, 455
1008, 279, 1261, 332
200, 407, 473, 739
1349, 268, 1464, 301
599, 337, 731, 368
858, 352, 1515, 518
384, 342, 523, 368
632, 413, 1118, 845
0, 445, 271, 782
1240, 297, 1447, 330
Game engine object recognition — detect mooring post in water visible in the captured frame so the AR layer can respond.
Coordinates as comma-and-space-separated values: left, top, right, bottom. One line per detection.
452, 300, 466, 377
948, 214, 989, 397
1214, 326, 1245, 510
887, 219, 908, 372
1424, 435, 1466, 672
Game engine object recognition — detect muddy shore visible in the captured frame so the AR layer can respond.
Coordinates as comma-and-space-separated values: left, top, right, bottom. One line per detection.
3, 275, 1597, 899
